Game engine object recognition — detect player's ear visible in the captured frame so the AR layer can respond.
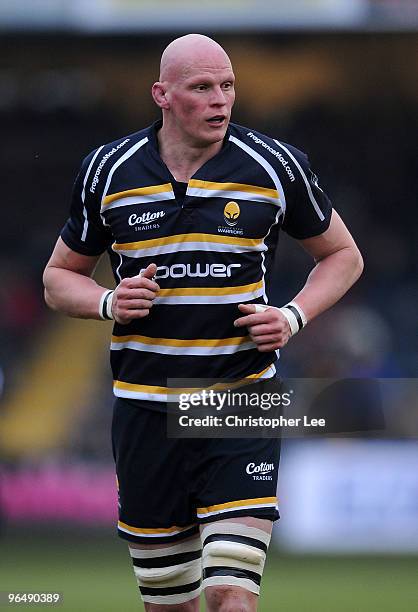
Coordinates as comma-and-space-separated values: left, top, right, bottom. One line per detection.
152, 82, 170, 110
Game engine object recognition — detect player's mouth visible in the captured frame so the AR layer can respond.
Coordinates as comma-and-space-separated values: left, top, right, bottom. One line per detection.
206, 115, 227, 127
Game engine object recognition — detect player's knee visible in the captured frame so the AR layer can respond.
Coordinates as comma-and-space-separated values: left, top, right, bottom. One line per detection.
201, 523, 271, 598
205, 584, 255, 612
144, 600, 198, 612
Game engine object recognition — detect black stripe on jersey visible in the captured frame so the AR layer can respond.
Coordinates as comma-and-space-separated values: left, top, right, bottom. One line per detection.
139, 578, 201, 597
112, 303, 253, 340
203, 566, 261, 586
132, 549, 201, 569
202, 533, 267, 553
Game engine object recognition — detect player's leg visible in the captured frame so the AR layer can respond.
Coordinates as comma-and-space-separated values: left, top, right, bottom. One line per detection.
201, 516, 272, 612
112, 399, 201, 610
129, 534, 202, 611
192, 431, 281, 612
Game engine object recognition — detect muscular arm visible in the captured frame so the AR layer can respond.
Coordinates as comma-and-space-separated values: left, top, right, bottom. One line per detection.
43, 238, 105, 319
235, 210, 363, 351
291, 209, 363, 321
43, 237, 159, 323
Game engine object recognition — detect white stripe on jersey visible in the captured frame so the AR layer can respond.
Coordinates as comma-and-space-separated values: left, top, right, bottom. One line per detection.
81, 206, 89, 243
229, 136, 286, 215
111, 339, 256, 356
113, 239, 266, 259
186, 187, 279, 206
229, 136, 286, 305
80, 145, 105, 242
101, 191, 175, 213
101, 137, 149, 205
273, 139, 325, 221
260, 206, 282, 303
153, 287, 264, 305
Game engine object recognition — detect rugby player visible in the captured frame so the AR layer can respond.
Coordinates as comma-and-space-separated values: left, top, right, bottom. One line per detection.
43, 34, 363, 611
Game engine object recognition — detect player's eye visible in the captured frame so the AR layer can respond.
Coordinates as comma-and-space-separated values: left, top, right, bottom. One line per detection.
194, 84, 208, 92
222, 82, 233, 90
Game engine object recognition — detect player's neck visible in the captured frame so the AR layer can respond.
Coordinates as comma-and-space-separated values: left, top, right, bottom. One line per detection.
157, 125, 223, 182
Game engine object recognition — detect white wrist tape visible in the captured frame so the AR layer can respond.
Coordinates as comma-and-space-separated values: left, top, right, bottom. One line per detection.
254, 301, 307, 337
279, 301, 307, 336
99, 289, 114, 321
278, 307, 299, 336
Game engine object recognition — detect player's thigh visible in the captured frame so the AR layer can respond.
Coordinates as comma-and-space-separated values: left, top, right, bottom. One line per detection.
200, 515, 273, 608
112, 399, 196, 544
129, 535, 202, 611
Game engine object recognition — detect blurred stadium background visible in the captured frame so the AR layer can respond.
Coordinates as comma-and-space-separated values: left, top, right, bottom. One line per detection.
1, 1, 418, 610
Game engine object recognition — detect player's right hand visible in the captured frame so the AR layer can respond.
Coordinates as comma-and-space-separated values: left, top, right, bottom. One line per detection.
111, 263, 159, 324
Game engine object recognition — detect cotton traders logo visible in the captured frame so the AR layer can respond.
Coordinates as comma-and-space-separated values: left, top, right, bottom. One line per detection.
246, 462, 274, 481
223, 201, 240, 226
128, 210, 165, 231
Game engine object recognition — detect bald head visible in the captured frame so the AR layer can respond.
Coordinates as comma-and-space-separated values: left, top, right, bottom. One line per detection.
152, 34, 235, 150
159, 34, 232, 83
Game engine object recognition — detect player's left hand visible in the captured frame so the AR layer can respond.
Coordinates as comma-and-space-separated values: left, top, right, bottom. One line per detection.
234, 303, 292, 352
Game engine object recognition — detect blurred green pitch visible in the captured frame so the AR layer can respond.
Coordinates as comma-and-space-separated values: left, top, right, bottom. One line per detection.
2, 532, 417, 611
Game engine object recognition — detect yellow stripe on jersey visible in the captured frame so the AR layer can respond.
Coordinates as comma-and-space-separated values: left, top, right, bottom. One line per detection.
103, 183, 173, 205
113, 364, 276, 397
156, 280, 263, 298
113, 233, 263, 251
247, 364, 275, 379
197, 497, 278, 515
111, 334, 252, 348
188, 180, 278, 199
118, 520, 196, 535
111, 333, 255, 356
114, 380, 202, 395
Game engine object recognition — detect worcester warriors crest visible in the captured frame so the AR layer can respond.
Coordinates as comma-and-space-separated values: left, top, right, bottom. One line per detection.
223, 201, 240, 226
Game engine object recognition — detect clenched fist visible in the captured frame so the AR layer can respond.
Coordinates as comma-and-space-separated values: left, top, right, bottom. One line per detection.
112, 263, 160, 324
234, 303, 292, 352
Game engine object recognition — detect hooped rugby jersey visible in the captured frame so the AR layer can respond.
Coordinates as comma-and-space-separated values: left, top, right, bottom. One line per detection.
61, 121, 332, 406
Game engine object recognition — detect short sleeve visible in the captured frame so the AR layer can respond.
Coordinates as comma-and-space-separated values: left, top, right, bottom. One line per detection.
60, 151, 113, 256
281, 149, 332, 240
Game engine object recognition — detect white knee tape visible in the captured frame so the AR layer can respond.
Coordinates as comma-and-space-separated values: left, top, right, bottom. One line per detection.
134, 562, 198, 585
201, 523, 271, 596
203, 541, 264, 566
129, 540, 202, 605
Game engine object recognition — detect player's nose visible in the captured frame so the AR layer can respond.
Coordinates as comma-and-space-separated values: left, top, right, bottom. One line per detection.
210, 85, 228, 106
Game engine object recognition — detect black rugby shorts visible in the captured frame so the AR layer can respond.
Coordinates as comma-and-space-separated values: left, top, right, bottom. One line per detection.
112, 398, 280, 544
